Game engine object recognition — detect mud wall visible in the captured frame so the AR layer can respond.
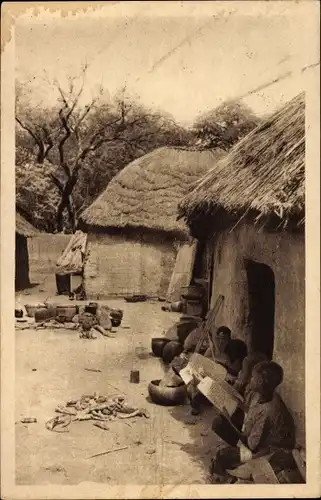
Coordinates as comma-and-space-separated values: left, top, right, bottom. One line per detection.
209, 223, 305, 446
28, 234, 70, 267
83, 231, 177, 299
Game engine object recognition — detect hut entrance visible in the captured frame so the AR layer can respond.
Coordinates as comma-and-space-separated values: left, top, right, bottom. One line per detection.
15, 234, 30, 290
245, 259, 275, 359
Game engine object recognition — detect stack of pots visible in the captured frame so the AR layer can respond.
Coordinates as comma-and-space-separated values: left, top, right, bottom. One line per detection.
180, 285, 205, 318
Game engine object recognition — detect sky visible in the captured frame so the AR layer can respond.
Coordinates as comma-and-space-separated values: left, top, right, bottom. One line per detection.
15, 1, 319, 126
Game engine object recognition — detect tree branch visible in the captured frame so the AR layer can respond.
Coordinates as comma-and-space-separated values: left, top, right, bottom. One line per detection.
50, 173, 64, 193
16, 116, 41, 145
58, 109, 72, 177
42, 126, 55, 159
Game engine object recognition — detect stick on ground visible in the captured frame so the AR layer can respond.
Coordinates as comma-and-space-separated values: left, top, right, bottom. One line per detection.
87, 445, 129, 459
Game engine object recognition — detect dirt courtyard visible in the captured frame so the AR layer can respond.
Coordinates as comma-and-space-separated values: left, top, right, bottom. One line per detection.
15, 288, 219, 485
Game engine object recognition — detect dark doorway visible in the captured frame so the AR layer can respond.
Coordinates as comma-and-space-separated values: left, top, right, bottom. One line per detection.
245, 259, 275, 359
15, 233, 31, 291
193, 240, 206, 279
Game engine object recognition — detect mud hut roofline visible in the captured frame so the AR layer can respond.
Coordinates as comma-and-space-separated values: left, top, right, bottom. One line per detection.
179, 93, 305, 231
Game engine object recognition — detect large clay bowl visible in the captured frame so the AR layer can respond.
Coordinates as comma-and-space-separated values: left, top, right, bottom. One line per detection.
151, 337, 171, 357
162, 340, 183, 364
148, 379, 187, 406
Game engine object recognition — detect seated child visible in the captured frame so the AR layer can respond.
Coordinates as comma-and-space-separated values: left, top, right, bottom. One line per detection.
211, 352, 268, 445
210, 360, 296, 482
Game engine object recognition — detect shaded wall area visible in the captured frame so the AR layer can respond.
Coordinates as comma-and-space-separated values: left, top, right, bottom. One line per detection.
209, 223, 305, 447
27, 234, 70, 292
15, 234, 30, 290
84, 231, 178, 299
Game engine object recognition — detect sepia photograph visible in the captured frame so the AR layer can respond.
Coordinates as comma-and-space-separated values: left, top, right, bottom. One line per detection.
1, 1, 320, 498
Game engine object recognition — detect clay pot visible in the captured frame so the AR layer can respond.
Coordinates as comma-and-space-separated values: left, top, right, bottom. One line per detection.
110, 309, 123, 319
170, 301, 183, 312
184, 300, 204, 318
151, 337, 171, 357
162, 340, 183, 364
180, 285, 205, 301
85, 302, 98, 315
111, 318, 122, 327
177, 320, 201, 344
24, 304, 46, 318
35, 307, 56, 323
148, 379, 187, 406
56, 305, 78, 321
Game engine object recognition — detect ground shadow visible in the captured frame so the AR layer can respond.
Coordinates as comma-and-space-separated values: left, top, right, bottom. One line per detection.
16, 282, 40, 293
146, 382, 220, 483
167, 403, 220, 482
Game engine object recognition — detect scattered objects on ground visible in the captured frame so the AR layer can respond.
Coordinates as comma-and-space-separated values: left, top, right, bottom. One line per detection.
15, 301, 124, 340
124, 295, 147, 303
45, 393, 150, 433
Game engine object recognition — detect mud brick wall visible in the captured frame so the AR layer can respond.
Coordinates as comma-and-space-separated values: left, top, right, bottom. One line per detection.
84, 231, 177, 299
209, 223, 305, 447
28, 234, 70, 267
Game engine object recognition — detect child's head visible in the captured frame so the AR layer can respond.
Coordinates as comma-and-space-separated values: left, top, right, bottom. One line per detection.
236, 352, 268, 390
214, 326, 231, 351
249, 360, 284, 395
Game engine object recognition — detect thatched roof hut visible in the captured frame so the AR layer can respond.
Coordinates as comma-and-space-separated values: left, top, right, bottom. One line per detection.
81, 146, 225, 239
179, 93, 305, 234
15, 212, 39, 290
178, 95, 306, 447
16, 212, 39, 237
80, 147, 224, 299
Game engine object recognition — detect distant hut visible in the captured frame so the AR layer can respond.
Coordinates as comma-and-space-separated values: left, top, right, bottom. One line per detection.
16, 212, 39, 290
80, 147, 224, 299
179, 93, 305, 445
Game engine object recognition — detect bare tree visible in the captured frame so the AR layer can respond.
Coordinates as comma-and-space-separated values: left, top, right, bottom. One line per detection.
16, 72, 191, 232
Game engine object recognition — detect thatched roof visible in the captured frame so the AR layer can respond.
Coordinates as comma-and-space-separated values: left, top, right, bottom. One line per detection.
179, 93, 305, 232
81, 147, 225, 238
16, 212, 39, 237
56, 230, 87, 275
